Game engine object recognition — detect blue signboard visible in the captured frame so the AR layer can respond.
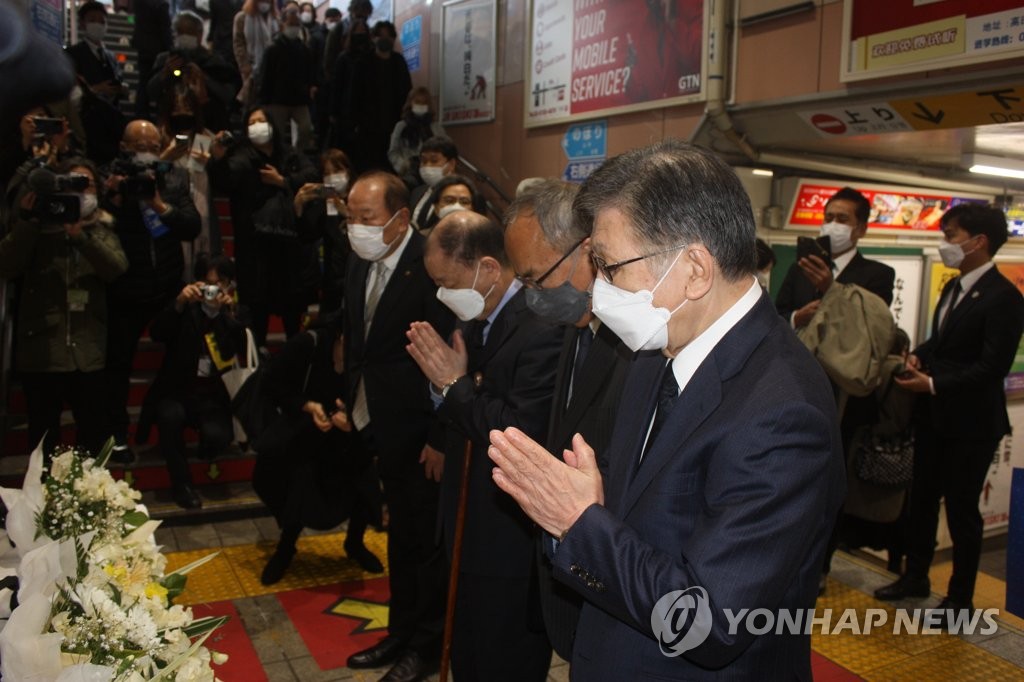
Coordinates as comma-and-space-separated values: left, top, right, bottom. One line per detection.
31, 0, 64, 46
401, 16, 422, 72
562, 159, 604, 184
561, 121, 607, 161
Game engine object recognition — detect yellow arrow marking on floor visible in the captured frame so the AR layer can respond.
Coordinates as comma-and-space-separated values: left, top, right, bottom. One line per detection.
326, 597, 389, 632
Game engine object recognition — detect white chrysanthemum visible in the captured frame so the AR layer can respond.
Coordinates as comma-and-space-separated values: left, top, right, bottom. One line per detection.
175, 648, 214, 682
157, 628, 193, 662
50, 451, 75, 482
125, 603, 159, 649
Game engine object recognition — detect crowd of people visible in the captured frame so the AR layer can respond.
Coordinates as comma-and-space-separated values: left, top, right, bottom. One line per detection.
2, 4, 1023, 680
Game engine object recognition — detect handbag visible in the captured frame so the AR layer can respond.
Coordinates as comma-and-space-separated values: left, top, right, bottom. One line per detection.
221, 328, 259, 441
852, 376, 914, 488
252, 190, 299, 240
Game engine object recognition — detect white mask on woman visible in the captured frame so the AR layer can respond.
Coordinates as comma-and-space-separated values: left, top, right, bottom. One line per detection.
248, 121, 272, 145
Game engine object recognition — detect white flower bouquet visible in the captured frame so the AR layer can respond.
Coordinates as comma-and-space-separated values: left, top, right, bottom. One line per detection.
0, 440, 228, 681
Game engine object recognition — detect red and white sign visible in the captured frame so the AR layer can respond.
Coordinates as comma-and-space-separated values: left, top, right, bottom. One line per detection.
798, 103, 913, 138
786, 180, 991, 232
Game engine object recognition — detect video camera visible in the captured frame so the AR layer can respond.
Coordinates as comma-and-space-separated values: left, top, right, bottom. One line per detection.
110, 157, 168, 200
25, 167, 89, 222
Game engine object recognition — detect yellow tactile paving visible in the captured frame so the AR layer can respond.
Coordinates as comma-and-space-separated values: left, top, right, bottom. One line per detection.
928, 560, 1024, 630
164, 530, 389, 606
861, 638, 1024, 681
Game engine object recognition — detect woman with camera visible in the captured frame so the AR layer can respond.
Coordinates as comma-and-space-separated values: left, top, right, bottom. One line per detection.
293, 147, 353, 315
0, 157, 127, 456
207, 108, 319, 351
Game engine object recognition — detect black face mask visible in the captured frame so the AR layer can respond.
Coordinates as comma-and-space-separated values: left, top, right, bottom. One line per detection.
169, 114, 196, 134
525, 283, 591, 326
375, 36, 393, 53
350, 33, 371, 50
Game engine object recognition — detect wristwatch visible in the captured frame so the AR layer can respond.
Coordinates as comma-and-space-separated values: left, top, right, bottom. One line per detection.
440, 375, 463, 398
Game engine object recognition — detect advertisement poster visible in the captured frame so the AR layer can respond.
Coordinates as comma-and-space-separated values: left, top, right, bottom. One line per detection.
440, 0, 497, 124
525, 0, 706, 128
996, 262, 1024, 395
31, 0, 64, 46
874, 255, 923, 348
842, 0, 1024, 82
786, 180, 990, 233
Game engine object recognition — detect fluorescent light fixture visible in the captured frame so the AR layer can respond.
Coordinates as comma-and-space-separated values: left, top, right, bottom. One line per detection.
752, 168, 774, 177
964, 153, 1024, 180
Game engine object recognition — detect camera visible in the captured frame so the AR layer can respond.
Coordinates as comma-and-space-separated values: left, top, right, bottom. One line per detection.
27, 167, 90, 194
111, 157, 165, 199
31, 194, 81, 222
217, 130, 245, 148
174, 134, 190, 147
31, 116, 64, 137
201, 284, 220, 301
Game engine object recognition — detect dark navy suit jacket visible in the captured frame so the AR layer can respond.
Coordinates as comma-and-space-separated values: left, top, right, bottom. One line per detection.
552, 292, 846, 680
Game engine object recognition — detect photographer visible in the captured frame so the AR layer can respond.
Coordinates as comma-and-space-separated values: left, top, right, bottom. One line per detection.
0, 158, 128, 456
293, 148, 352, 314
2, 108, 76, 206
104, 120, 202, 462
135, 254, 246, 508
146, 11, 238, 134
207, 108, 318, 349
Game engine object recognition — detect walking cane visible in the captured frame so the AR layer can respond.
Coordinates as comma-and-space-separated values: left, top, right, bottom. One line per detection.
439, 438, 474, 681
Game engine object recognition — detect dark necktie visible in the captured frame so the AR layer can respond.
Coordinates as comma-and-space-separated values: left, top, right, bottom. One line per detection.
939, 280, 962, 336
464, 319, 487, 351
642, 359, 678, 462
566, 326, 593, 408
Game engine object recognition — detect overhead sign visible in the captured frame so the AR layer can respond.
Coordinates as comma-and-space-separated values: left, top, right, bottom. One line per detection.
440, 0, 497, 125
30, 0, 63, 46
841, 0, 1024, 82
798, 102, 914, 137
400, 15, 422, 71
798, 84, 1024, 137
526, 0, 706, 128
785, 179, 990, 232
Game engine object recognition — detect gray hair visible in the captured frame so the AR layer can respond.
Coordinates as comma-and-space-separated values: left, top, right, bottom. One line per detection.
174, 10, 204, 35
504, 178, 582, 252
572, 140, 756, 280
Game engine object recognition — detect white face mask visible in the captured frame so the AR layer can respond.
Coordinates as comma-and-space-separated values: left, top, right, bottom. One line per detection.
591, 248, 687, 352
437, 203, 467, 219
258, 1, 271, 13
300, 11, 314, 24
348, 211, 400, 261
248, 121, 272, 145
419, 165, 445, 187
820, 221, 854, 255
411, 104, 429, 117
70, 85, 84, 108
84, 21, 107, 43
134, 152, 159, 165
80, 193, 98, 218
436, 262, 495, 321
324, 173, 348, 193
283, 25, 302, 39
326, 19, 339, 29
175, 34, 199, 50
938, 236, 978, 269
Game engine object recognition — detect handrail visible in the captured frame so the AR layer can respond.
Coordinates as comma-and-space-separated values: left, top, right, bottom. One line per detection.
457, 155, 512, 225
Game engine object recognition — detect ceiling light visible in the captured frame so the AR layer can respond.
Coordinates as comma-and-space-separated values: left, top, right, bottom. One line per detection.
963, 154, 1024, 180
751, 168, 774, 177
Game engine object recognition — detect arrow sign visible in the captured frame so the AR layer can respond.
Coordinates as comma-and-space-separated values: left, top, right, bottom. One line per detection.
911, 102, 945, 125
327, 597, 390, 632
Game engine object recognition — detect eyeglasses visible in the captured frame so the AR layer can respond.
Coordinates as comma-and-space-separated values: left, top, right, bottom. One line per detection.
590, 244, 686, 284
517, 238, 586, 290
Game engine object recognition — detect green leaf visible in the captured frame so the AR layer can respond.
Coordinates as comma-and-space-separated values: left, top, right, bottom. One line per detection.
181, 615, 229, 638
95, 437, 116, 468
122, 510, 149, 529
162, 573, 187, 601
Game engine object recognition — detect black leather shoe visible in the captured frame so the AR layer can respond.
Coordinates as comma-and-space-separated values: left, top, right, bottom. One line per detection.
172, 484, 202, 510
874, 574, 931, 601
347, 635, 406, 669
925, 598, 975, 630
380, 650, 430, 682
345, 539, 385, 573
260, 544, 296, 585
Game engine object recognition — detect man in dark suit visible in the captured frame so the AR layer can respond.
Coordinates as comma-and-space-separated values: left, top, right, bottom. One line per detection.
775, 186, 895, 326
775, 187, 896, 591
488, 141, 846, 680
876, 204, 1024, 623
406, 211, 562, 681
503, 178, 631, 660
342, 172, 455, 682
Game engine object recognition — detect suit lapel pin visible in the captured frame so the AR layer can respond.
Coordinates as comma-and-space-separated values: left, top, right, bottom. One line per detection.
405, 270, 412, 277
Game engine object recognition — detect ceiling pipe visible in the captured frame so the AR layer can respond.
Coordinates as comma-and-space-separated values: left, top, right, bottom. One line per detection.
703, 0, 758, 162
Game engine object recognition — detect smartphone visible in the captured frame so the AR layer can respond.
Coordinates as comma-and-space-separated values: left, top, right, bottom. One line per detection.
317, 185, 339, 199
174, 134, 189, 147
32, 116, 64, 137
796, 236, 832, 264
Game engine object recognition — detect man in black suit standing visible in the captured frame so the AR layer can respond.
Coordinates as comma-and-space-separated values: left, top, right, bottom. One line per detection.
503, 178, 631, 660
488, 141, 845, 680
342, 171, 454, 681
775, 186, 896, 591
876, 204, 1024, 623
406, 211, 562, 681
775, 186, 895, 326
